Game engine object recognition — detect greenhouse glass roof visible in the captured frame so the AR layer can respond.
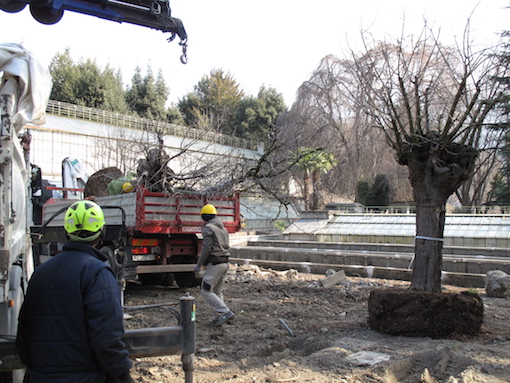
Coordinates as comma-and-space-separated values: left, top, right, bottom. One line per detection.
284, 214, 510, 240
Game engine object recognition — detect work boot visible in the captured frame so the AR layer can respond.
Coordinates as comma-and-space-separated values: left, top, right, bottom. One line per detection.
209, 315, 221, 326
214, 311, 234, 326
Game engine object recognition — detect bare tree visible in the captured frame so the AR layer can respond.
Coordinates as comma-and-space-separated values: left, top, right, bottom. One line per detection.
283, 55, 412, 206
93, 126, 148, 175
352, 28, 506, 292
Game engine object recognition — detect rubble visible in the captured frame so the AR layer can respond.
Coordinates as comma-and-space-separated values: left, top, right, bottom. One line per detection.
485, 270, 510, 298
123, 266, 510, 383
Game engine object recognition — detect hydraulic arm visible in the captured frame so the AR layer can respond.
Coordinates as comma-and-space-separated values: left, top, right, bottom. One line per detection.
0, 0, 188, 63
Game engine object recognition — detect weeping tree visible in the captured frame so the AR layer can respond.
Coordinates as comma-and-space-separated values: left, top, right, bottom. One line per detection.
353, 29, 506, 292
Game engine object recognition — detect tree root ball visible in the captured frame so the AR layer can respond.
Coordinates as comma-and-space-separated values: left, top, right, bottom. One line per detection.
367, 288, 484, 338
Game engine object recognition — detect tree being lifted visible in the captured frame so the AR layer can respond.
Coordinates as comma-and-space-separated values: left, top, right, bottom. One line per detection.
353, 27, 506, 293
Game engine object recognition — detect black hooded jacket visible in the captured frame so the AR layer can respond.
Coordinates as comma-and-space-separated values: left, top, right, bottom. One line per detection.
16, 241, 132, 382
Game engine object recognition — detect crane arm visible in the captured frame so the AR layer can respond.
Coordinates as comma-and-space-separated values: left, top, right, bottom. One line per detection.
0, 0, 188, 63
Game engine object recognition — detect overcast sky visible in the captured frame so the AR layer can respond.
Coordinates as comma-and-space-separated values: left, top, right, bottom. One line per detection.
0, 0, 508, 107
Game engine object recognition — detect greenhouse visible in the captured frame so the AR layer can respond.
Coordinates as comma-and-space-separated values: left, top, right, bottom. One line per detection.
283, 212, 510, 248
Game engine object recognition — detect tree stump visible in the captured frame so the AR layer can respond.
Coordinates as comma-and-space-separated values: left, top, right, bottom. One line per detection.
367, 288, 483, 338
84, 167, 123, 197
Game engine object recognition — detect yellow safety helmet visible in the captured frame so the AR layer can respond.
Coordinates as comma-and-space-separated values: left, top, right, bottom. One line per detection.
64, 200, 105, 242
122, 182, 134, 193
201, 204, 217, 215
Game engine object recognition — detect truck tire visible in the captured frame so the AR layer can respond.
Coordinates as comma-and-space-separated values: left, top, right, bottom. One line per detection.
0, 369, 23, 383
29, 4, 63, 24
0, 0, 25, 12
0, 371, 13, 383
138, 273, 165, 286
161, 273, 175, 286
174, 272, 201, 288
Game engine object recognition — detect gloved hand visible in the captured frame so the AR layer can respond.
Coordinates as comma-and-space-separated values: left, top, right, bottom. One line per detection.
193, 264, 201, 273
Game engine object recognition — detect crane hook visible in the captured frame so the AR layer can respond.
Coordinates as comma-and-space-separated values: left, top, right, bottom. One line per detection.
179, 42, 188, 65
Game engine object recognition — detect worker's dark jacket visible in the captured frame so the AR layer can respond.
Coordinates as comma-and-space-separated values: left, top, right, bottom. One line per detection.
196, 217, 230, 266
16, 242, 132, 383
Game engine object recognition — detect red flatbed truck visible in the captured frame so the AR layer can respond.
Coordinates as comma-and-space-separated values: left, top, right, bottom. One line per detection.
33, 185, 242, 288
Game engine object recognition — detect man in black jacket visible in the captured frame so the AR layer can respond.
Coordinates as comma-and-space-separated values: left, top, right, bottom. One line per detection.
16, 200, 133, 382
194, 204, 234, 326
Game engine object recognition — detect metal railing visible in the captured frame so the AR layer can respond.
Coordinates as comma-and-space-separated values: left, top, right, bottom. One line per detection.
46, 100, 257, 150
327, 205, 510, 215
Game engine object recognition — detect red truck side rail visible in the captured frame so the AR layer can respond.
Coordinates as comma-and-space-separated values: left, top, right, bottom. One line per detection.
133, 187, 241, 234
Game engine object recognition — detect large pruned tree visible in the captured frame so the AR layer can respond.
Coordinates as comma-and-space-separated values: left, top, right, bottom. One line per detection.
352, 29, 506, 292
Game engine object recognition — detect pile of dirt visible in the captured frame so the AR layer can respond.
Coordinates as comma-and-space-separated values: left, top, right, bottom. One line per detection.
368, 288, 484, 338
123, 265, 510, 383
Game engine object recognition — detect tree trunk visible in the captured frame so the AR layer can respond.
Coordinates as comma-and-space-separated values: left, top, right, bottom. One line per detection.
410, 159, 448, 292
303, 172, 312, 210
401, 133, 478, 293
412, 198, 446, 293
311, 170, 320, 210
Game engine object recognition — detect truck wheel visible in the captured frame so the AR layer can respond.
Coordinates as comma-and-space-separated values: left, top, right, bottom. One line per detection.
161, 273, 175, 286
174, 272, 201, 288
30, 4, 64, 24
0, 371, 13, 383
0, 0, 25, 12
138, 273, 165, 286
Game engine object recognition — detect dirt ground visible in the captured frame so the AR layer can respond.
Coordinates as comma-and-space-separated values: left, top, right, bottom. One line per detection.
123, 265, 510, 383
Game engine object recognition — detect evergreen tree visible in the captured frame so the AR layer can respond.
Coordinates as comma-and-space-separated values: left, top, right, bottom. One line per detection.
126, 66, 169, 120
178, 69, 244, 132
49, 48, 78, 103
125, 65, 143, 112
48, 49, 128, 112
371, 174, 390, 207
166, 105, 185, 125
356, 180, 371, 205
355, 175, 390, 207
102, 65, 129, 114
74, 59, 106, 108
235, 86, 287, 142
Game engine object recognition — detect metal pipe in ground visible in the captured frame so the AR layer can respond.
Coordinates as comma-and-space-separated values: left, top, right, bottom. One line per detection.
180, 294, 196, 383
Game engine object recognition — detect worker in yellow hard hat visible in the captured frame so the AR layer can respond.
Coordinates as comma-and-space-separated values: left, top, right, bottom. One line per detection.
16, 201, 133, 382
194, 204, 234, 326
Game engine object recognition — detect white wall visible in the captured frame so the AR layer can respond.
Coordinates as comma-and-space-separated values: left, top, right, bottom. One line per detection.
27, 114, 260, 181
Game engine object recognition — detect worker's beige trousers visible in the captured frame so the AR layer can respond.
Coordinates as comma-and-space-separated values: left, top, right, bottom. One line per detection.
201, 262, 230, 315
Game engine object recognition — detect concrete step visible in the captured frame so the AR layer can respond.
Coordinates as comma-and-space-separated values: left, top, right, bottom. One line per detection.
229, 245, 510, 288
246, 239, 510, 258
229, 255, 485, 288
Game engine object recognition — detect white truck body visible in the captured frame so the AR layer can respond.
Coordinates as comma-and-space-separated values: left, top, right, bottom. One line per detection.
0, 43, 51, 380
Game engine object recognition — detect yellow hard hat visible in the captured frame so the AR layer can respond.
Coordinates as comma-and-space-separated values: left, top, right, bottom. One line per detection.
201, 204, 217, 215
64, 200, 105, 242
122, 182, 134, 193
